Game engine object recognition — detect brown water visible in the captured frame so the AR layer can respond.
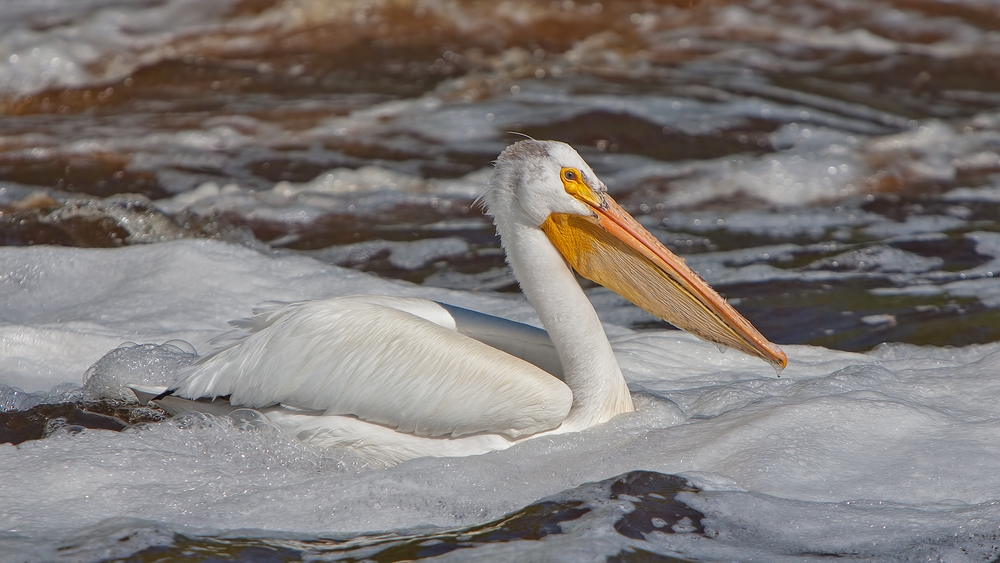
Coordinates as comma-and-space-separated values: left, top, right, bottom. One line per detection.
4, 0, 1000, 352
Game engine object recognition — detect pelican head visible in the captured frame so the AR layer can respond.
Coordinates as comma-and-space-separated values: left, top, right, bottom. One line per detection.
483, 139, 787, 371
485, 140, 606, 226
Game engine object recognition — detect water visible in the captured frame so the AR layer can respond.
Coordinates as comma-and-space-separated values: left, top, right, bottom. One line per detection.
2, 0, 1000, 561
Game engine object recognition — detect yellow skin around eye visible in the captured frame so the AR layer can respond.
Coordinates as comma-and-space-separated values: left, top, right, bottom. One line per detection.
559, 167, 603, 209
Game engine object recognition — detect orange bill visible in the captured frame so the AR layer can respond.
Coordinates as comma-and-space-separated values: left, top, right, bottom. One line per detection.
541, 188, 787, 371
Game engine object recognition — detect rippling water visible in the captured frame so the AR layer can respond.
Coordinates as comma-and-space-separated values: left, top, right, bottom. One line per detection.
3, 1, 1000, 561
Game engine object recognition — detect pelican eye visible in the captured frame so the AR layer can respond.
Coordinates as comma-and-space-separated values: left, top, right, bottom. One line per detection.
559, 166, 602, 208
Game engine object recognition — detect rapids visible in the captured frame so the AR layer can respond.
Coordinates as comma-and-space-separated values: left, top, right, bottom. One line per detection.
3, 1, 1000, 560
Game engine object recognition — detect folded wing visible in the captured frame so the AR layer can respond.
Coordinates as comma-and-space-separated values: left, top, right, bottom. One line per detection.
172, 296, 573, 439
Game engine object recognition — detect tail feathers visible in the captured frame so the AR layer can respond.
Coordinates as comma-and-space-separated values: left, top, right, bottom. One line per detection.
128, 384, 239, 417
226, 301, 299, 333
127, 384, 169, 405
202, 301, 301, 356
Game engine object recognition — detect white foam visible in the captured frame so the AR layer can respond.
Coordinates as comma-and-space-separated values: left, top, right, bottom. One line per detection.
155, 167, 492, 220
944, 183, 1000, 203
0, 0, 405, 98
664, 127, 865, 207
1, 240, 1000, 563
312, 237, 470, 271
0, 0, 241, 96
81, 342, 198, 402
0, 240, 539, 393
664, 208, 881, 239
806, 245, 944, 274
871, 231, 1000, 307
862, 215, 967, 240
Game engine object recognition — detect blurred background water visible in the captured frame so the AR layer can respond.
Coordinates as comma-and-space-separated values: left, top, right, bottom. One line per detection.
4, 0, 1000, 351
3, 0, 1000, 561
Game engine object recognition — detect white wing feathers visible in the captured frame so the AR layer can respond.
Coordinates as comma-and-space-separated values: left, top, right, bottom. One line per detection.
172, 296, 573, 439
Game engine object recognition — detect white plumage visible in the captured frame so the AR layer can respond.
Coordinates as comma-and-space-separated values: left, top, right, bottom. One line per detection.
176, 296, 571, 439
132, 140, 786, 465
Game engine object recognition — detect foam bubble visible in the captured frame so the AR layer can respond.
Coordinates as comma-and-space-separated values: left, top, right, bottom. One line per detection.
82, 342, 198, 402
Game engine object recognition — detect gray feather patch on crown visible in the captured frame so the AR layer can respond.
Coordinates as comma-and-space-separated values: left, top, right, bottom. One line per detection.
499, 139, 550, 162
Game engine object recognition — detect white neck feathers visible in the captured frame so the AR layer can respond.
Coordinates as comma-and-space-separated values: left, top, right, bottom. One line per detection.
482, 150, 634, 430
497, 218, 634, 430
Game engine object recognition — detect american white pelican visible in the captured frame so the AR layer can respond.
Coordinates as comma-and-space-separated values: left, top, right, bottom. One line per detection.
131, 140, 786, 465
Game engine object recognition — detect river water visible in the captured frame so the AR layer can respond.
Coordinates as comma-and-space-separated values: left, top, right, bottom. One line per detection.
2, 1, 1000, 561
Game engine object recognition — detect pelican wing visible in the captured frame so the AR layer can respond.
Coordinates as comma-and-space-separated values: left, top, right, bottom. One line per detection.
436, 302, 563, 379
172, 296, 572, 439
